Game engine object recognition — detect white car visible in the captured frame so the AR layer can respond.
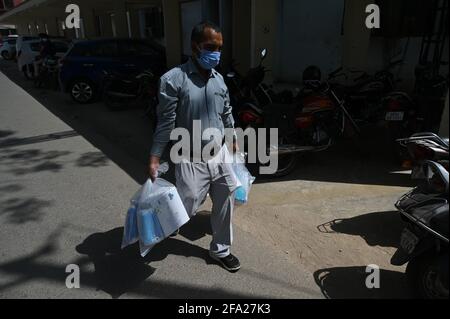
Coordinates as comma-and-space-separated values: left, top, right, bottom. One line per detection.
15, 35, 39, 59
17, 39, 69, 79
0, 37, 17, 60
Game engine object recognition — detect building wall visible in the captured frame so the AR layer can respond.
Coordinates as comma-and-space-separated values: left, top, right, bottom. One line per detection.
251, 0, 277, 82
274, 0, 345, 84
231, 0, 252, 75
367, 37, 450, 93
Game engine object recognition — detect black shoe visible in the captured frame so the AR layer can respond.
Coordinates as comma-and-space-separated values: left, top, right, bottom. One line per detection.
209, 253, 241, 272
170, 228, 179, 237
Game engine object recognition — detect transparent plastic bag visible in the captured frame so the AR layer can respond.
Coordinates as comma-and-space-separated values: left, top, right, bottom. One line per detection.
121, 187, 143, 249
232, 152, 256, 205
121, 162, 190, 257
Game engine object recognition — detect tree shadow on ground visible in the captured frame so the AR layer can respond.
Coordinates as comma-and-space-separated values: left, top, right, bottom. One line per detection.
0, 148, 71, 176
0, 197, 53, 224
76, 152, 110, 168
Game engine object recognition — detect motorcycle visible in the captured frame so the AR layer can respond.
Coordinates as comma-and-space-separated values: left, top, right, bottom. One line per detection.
102, 69, 159, 116
326, 61, 420, 161
391, 160, 449, 299
327, 59, 409, 123
397, 132, 449, 179
226, 49, 360, 178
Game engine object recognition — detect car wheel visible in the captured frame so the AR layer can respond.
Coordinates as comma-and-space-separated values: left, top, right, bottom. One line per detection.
70, 80, 96, 104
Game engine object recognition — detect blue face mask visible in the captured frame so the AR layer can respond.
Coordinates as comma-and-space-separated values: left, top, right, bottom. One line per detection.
197, 49, 221, 70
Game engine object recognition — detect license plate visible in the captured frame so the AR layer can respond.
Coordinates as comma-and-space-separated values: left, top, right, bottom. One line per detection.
400, 228, 419, 254
386, 112, 404, 121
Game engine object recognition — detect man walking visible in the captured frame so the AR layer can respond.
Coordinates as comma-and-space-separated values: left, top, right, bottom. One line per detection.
149, 22, 241, 272
34, 33, 54, 78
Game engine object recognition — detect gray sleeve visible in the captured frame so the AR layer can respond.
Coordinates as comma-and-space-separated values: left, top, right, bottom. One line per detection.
221, 88, 235, 129
150, 75, 179, 158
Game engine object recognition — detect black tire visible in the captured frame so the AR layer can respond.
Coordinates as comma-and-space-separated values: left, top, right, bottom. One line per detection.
242, 133, 298, 179
250, 154, 298, 179
406, 253, 449, 299
69, 79, 96, 104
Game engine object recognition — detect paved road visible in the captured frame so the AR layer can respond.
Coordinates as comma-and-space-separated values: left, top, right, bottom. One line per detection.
0, 67, 323, 299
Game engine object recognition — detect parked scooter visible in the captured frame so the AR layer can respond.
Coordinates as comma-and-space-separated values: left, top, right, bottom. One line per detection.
226, 49, 360, 178
102, 69, 159, 113
391, 160, 449, 299
397, 132, 449, 179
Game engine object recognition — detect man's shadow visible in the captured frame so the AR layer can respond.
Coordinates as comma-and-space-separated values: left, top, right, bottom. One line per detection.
76, 212, 215, 298
179, 211, 213, 242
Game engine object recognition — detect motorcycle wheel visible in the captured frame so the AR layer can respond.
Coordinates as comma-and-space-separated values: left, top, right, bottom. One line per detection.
406, 253, 449, 299
250, 154, 298, 179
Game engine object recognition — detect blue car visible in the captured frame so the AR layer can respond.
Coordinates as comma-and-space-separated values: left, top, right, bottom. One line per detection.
59, 38, 166, 104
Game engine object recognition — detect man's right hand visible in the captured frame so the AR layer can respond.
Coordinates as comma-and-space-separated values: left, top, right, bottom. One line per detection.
149, 156, 161, 182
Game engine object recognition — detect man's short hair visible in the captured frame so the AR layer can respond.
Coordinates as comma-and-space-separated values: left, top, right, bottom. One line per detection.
191, 21, 222, 44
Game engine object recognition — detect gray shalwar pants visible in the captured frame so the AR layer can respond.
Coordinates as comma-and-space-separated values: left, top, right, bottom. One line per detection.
175, 147, 239, 258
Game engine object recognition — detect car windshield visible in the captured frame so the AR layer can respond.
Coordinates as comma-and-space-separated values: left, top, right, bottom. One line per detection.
23, 37, 39, 42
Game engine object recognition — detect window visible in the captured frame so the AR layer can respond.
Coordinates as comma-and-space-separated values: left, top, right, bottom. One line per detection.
3, 0, 14, 10
111, 14, 117, 37
53, 42, 69, 53
119, 40, 158, 57
373, 0, 438, 37
23, 36, 38, 41
139, 6, 165, 40
134, 42, 159, 56
90, 41, 119, 57
94, 15, 103, 37
70, 44, 91, 57
30, 42, 41, 52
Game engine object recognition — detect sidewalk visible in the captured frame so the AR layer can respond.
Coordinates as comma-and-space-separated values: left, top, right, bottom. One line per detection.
0, 70, 322, 299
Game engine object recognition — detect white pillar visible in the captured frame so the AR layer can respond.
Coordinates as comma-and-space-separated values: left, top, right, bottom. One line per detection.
126, 11, 132, 38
